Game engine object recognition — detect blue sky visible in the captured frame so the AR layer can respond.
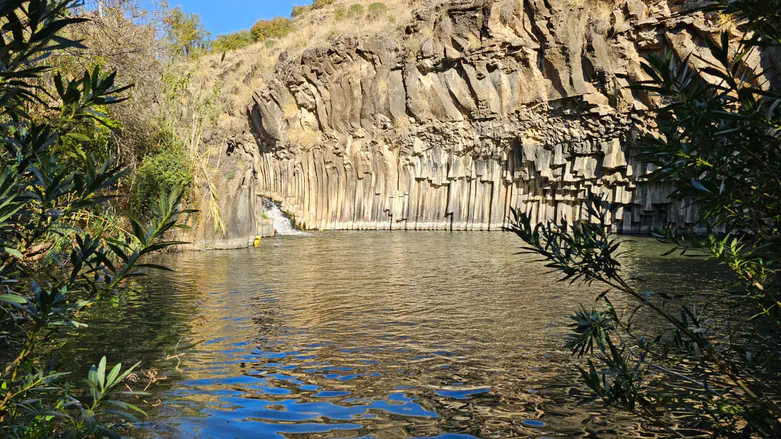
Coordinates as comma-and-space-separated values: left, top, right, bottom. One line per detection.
165, 0, 313, 36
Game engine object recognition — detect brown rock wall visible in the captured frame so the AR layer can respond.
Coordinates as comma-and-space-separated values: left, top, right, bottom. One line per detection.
243, 0, 775, 232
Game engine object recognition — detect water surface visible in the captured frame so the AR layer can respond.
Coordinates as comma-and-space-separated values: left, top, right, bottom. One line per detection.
63, 232, 728, 439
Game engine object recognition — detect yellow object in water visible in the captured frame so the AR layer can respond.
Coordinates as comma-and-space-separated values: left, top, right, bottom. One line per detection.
253, 235, 262, 247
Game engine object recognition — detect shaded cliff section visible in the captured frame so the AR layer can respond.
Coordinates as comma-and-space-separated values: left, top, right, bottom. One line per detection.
190, 138, 275, 250
245, 0, 779, 232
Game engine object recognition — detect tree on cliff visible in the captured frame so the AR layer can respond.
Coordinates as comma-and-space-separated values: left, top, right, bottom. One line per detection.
0, 0, 193, 437
508, 0, 781, 436
164, 5, 210, 57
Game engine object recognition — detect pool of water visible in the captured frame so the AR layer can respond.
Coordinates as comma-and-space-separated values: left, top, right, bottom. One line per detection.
59, 232, 728, 439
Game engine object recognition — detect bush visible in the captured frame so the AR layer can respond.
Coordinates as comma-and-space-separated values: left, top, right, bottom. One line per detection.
58, 104, 118, 164
291, 5, 311, 17
133, 144, 193, 218
312, 0, 337, 9
348, 3, 364, 18
0, 1, 193, 437
251, 17, 296, 41
367, 2, 388, 20
335, 5, 347, 20
212, 30, 254, 52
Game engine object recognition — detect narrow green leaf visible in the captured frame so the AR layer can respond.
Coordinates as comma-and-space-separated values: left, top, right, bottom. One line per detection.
0, 294, 27, 305
0, 247, 23, 258
105, 363, 122, 388
97, 356, 107, 391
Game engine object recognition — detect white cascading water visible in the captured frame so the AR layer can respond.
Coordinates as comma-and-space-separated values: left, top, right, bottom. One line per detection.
262, 199, 305, 235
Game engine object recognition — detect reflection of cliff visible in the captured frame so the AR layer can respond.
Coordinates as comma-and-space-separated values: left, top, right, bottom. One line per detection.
246, 0, 778, 232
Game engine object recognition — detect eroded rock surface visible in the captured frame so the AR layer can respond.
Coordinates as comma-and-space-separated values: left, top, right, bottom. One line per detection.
244, 0, 774, 232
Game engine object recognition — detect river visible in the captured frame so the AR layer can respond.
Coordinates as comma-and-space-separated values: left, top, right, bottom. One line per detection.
59, 232, 729, 439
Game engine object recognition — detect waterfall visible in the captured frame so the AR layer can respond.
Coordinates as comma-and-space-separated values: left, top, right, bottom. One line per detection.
262, 198, 305, 236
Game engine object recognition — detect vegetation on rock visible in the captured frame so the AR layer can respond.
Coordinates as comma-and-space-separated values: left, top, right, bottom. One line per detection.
367, 2, 387, 20
291, 5, 311, 17
250, 16, 296, 42
211, 29, 254, 52
312, 0, 338, 9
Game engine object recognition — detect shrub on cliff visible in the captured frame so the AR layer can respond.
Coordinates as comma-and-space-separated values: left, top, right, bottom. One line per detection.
367, 2, 388, 20
508, 0, 781, 436
312, 0, 337, 9
251, 17, 296, 41
348, 3, 364, 19
334, 5, 347, 20
0, 0, 193, 437
212, 30, 255, 52
291, 5, 311, 17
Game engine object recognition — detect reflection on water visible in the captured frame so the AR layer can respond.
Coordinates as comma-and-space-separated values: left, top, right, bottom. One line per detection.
61, 232, 729, 439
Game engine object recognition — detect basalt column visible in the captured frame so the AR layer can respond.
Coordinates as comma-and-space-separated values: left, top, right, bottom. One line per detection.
247, 0, 776, 232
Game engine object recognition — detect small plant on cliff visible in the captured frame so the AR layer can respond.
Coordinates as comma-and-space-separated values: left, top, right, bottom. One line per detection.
291, 5, 311, 17
212, 30, 255, 53
251, 17, 296, 41
334, 5, 347, 20
0, 1, 194, 437
312, 0, 337, 9
348, 3, 364, 19
508, 0, 781, 436
367, 2, 388, 20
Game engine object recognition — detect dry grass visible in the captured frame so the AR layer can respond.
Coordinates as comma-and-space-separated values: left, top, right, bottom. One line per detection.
394, 116, 415, 137
179, 0, 424, 144
287, 126, 323, 149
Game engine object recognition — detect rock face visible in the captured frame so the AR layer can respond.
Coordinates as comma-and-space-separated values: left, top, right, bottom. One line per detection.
245, 0, 774, 232
192, 136, 276, 249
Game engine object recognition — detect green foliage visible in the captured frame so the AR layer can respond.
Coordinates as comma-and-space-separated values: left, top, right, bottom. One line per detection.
367, 2, 388, 20
164, 6, 210, 58
713, 0, 781, 47
133, 144, 193, 219
84, 357, 148, 426
291, 5, 311, 17
348, 3, 364, 18
508, 0, 781, 435
251, 17, 296, 41
57, 103, 118, 164
334, 5, 347, 20
0, 1, 195, 437
312, 0, 337, 9
211, 30, 254, 53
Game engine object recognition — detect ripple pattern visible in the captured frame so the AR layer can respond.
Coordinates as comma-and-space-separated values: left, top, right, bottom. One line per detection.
63, 232, 729, 439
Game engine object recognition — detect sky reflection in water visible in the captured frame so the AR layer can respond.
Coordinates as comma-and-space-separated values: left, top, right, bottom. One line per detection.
64, 232, 728, 439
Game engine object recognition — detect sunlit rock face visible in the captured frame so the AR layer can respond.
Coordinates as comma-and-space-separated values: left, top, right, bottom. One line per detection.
245, 0, 774, 232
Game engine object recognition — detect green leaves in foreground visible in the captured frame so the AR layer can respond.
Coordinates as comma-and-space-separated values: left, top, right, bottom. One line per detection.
507, 2, 781, 433
86, 357, 148, 423
0, 1, 197, 437
509, 193, 625, 286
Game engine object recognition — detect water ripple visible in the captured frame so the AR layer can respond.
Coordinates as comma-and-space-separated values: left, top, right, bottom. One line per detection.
61, 232, 730, 439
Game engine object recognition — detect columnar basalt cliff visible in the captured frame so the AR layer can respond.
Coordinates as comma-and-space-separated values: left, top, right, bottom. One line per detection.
243, 0, 777, 232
